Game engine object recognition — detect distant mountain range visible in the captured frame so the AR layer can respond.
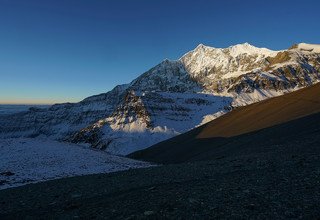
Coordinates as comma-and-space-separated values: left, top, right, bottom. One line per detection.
1, 42, 320, 155
0, 104, 49, 116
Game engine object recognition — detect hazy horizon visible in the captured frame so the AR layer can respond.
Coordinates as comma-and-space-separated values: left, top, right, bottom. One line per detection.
0, 98, 83, 105
0, 98, 79, 105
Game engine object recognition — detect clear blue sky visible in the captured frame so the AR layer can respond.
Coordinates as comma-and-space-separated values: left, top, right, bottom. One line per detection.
0, 0, 319, 104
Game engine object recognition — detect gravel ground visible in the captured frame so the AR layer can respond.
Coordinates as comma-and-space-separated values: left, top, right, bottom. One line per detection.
1, 109, 320, 219
0, 137, 319, 219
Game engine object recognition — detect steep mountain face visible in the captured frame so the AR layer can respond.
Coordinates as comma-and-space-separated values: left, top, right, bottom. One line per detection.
72, 90, 232, 155
130, 83, 320, 164
1, 43, 320, 155
180, 43, 276, 81
180, 42, 320, 95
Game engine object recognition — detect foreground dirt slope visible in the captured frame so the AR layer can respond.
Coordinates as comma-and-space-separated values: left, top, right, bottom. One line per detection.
1, 112, 320, 219
130, 83, 320, 163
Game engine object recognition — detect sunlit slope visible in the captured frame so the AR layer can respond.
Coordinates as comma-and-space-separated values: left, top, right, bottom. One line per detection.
198, 82, 320, 138
130, 83, 320, 163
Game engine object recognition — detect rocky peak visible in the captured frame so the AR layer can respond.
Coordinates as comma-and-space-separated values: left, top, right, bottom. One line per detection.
109, 90, 152, 129
180, 43, 277, 81
193, 43, 213, 51
186, 42, 276, 59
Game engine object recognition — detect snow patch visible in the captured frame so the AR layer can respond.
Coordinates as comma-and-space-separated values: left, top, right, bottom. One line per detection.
227, 42, 277, 57
0, 138, 151, 190
298, 43, 320, 53
222, 70, 250, 79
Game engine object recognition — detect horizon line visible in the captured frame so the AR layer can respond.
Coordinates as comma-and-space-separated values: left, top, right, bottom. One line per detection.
0, 100, 79, 105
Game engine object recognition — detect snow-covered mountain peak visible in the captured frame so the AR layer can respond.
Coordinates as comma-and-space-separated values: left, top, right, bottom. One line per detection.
186, 42, 277, 58
162, 58, 171, 63
296, 43, 320, 53
193, 43, 215, 51
195, 43, 205, 49
179, 42, 279, 80
226, 42, 277, 57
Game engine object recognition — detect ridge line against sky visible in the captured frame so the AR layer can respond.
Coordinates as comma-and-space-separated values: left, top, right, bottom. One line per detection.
0, 0, 319, 105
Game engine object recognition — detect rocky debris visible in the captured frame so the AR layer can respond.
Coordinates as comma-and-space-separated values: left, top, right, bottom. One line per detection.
0, 180, 9, 185
1, 127, 319, 219
143, 211, 155, 216
0, 171, 15, 176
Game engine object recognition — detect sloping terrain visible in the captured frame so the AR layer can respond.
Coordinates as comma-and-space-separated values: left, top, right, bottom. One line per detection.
1, 76, 320, 219
130, 83, 320, 163
1, 43, 320, 155
0, 138, 150, 190
1, 112, 320, 219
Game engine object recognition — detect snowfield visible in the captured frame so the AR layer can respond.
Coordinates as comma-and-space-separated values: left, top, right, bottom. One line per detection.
0, 138, 152, 190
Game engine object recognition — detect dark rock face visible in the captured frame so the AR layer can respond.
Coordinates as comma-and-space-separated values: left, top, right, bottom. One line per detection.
227, 63, 320, 94
71, 90, 153, 150
266, 51, 291, 66
113, 90, 152, 128
71, 126, 104, 149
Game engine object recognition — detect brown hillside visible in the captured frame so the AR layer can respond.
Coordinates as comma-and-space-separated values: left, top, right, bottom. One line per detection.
198, 83, 320, 139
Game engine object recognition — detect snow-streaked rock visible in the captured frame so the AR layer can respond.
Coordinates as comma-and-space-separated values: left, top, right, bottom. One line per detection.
0, 138, 151, 190
180, 42, 278, 80
1, 42, 320, 155
0, 84, 128, 139
72, 91, 232, 155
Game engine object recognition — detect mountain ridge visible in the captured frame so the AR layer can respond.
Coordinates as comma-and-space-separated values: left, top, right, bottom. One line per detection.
1, 42, 320, 155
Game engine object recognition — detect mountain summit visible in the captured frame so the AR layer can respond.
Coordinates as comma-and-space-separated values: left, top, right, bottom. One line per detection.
1, 43, 320, 154
180, 42, 278, 81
